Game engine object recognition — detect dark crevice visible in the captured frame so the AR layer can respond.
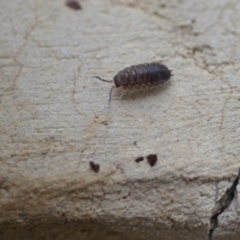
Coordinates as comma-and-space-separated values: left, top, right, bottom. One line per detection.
207, 169, 240, 240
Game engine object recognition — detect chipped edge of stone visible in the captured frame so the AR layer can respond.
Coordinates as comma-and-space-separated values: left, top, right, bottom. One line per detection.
207, 169, 240, 240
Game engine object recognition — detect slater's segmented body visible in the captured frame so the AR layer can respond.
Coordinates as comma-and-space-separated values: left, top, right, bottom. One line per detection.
114, 62, 171, 90
94, 62, 172, 105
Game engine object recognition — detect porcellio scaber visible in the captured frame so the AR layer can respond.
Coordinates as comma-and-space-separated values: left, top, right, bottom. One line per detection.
94, 62, 172, 105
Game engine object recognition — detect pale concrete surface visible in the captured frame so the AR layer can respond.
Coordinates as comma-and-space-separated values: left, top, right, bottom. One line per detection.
0, 0, 240, 239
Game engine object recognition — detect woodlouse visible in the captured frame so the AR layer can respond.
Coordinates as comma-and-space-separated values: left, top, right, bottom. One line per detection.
94, 62, 172, 105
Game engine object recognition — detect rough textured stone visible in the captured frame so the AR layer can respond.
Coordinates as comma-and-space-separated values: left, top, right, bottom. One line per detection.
0, 0, 240, 239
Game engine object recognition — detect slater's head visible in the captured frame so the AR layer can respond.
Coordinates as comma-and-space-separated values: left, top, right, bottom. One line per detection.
160, 66, 173, 81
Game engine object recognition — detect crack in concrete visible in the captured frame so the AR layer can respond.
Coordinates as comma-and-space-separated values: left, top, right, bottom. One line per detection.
218, 71, 234, 149
175, 43, 236, 153
30, 37, 85, 116
0, 66, 22, 98
72, 64, 83, 115
207, 169, 240, 240
0, 3, 39, 100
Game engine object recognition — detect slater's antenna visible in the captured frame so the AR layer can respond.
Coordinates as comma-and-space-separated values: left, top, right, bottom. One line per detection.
93, 76, 114, 107
108, 86, 114, 107
93, 76, 113, 83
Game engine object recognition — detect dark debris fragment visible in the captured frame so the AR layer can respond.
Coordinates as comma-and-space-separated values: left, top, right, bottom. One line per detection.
146, 154, 158, 167
66, 0, 82, 10
89, 161, 100, 173
135, 156, 144, 163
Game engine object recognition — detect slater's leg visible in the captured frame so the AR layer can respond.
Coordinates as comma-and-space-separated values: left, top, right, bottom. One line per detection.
142, 87, 147, 96
119, 91, 127, 99
133, 85, 141, 91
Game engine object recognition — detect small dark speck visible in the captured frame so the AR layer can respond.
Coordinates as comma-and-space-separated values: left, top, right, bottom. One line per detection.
146, 154, 158, 167
81, 229, 91, 233
90, 161, 100, 173
101, 120, 108, 125
238, 98, 240, 101
133, 141, 137, 146
19, 212, 28, 219
135, 156, 144, 163
66, 0, 82, 10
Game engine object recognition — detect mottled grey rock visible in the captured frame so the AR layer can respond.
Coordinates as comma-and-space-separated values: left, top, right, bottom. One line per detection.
0, 0, 240, 239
